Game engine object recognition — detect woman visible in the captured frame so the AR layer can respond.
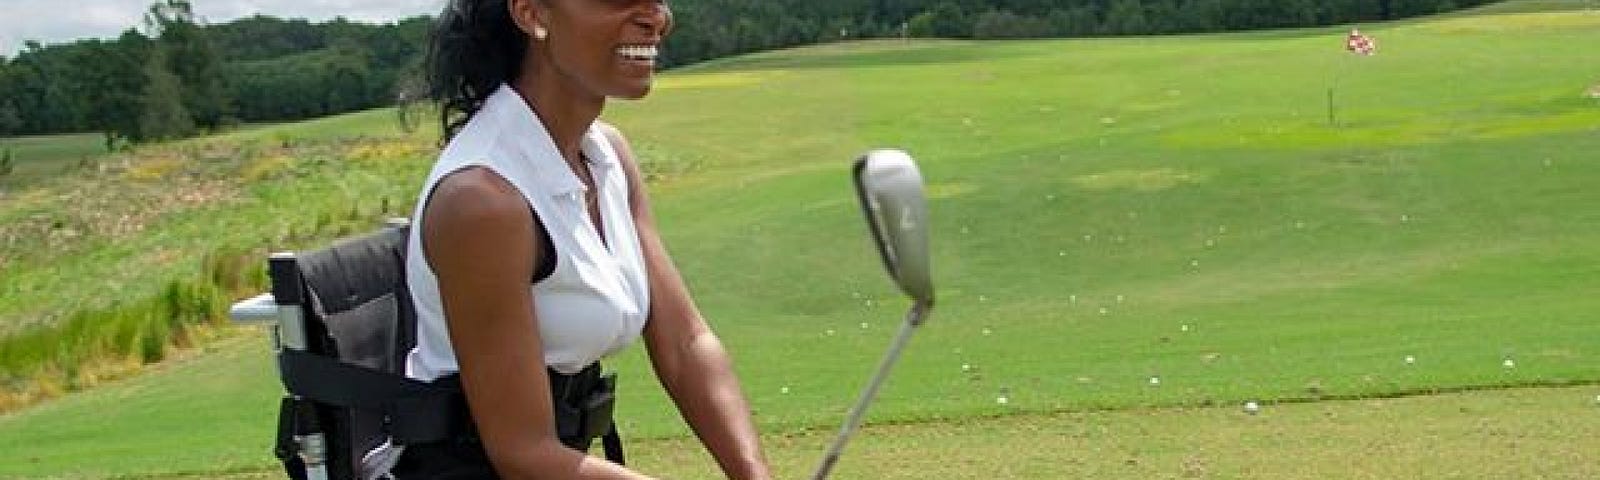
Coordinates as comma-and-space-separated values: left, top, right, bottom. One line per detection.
395, 0, 772, 478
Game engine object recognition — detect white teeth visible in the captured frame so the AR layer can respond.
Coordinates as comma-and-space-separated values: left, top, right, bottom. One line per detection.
616, 45, 658, 60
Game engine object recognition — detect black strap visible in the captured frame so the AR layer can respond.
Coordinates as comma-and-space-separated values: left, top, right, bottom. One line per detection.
281, 348, 626, 463
275, 397, 309, 480
278, 349, 462, 444
602, 426, 625, 465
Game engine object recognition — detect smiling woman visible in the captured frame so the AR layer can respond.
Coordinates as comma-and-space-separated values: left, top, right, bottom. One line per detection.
396, 0, 773, 479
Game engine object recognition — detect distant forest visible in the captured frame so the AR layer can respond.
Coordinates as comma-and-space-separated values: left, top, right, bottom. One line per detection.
0, 0, 1500, 145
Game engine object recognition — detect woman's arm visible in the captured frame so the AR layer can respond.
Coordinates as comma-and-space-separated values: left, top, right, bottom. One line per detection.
599, 124, 774, 480
423, 166, 656, 480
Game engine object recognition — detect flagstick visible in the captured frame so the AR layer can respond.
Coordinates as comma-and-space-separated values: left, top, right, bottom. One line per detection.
1328, 48, 1348, 128
1326, 85, 1337, 127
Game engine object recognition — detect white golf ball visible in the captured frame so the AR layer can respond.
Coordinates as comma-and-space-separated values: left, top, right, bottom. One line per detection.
860, 322, 870, 329
780, 386, 790, 394
1181, 324, 1192, 332
1405, 355, 1416, 365
1244, 401, 1260, 414
961, 363, 972, 373
996, 396, 1010, 405
1503, 359, 1516, 369
1148, 376, 1161, 386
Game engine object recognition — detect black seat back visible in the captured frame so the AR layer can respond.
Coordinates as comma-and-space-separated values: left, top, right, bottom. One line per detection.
273, 224, 414, 480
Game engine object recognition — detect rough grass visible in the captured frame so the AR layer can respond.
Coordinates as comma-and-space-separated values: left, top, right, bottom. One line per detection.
0, 111, 432, 408
3, 1, 1600, 477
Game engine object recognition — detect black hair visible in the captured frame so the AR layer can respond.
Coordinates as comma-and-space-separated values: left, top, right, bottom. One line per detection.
426, 0, 532, 141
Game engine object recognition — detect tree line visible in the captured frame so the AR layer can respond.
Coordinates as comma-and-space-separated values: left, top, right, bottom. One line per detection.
0, 0, 1500, 146
0, 0, 428, 148
661, 0, 1499, 65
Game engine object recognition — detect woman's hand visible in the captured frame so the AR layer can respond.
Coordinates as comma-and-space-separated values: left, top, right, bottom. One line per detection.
599, 123, 775, 480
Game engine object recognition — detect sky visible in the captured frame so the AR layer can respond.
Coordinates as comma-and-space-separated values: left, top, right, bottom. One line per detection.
0, 0, 446, 57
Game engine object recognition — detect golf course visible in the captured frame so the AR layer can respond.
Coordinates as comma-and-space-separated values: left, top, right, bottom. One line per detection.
2, 1, 1599, 478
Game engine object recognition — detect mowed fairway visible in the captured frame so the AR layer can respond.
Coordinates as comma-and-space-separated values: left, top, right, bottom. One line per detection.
4, 2, 1600, 478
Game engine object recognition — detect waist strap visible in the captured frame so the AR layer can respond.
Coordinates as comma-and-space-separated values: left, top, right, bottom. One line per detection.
278, 349, 624, 462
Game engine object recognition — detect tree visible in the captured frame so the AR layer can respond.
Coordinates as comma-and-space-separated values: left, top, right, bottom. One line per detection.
74, 34, 149, 149
0, 61, 21, 136
1177, 0, 1227, 31
1047, 6, 1104, 36
923, 2, 971, 38
0, 104, 20, 137
972, 10, 1052, 39
137, 47, 196, 141
1104, 0, 1151, 35
146, 0, 234, 129
8, 42, 80, 134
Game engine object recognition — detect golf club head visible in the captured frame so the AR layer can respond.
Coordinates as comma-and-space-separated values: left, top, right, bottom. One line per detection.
853, 149, 934, 307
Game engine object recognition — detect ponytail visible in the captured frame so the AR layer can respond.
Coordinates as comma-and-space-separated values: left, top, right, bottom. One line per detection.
427, 0, 531, 141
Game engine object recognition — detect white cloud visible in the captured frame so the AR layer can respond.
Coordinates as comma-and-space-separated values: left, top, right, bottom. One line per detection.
1, 0, 445, 57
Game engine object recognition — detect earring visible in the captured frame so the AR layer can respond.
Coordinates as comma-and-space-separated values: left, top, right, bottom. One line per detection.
533, 25, 548, 40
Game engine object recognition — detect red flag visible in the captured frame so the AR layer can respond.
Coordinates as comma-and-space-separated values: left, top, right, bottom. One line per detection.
1346, 29, 1376, 56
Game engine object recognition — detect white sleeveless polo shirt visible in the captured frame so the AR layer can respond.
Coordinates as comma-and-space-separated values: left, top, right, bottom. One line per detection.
404, 84, 651, 380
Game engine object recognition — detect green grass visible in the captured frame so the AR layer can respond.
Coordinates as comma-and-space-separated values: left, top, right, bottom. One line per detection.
636, 386, 1600, 480
4, 1, 1600, 477
0, 132, 107, 187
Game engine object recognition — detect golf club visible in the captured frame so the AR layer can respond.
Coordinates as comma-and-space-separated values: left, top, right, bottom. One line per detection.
811, 149, 935, 480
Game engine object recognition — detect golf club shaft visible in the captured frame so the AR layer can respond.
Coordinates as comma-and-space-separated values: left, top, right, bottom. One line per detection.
811, 301, 932, 480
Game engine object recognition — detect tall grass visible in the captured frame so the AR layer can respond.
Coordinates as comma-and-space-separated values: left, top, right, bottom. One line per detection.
0, 113, 431, 411
0, 248, 255, 411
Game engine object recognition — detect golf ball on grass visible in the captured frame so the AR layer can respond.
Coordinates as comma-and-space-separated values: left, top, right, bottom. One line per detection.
1244, 401, 1260, 414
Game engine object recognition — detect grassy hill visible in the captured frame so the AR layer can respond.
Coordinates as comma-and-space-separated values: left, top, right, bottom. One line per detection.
3, 1, 1600, 478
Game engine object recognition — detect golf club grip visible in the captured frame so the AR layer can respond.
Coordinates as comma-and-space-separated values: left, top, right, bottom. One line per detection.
811, 303, 931, 480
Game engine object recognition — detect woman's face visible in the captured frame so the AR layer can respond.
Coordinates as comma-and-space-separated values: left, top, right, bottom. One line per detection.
533, 0, 673, 100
